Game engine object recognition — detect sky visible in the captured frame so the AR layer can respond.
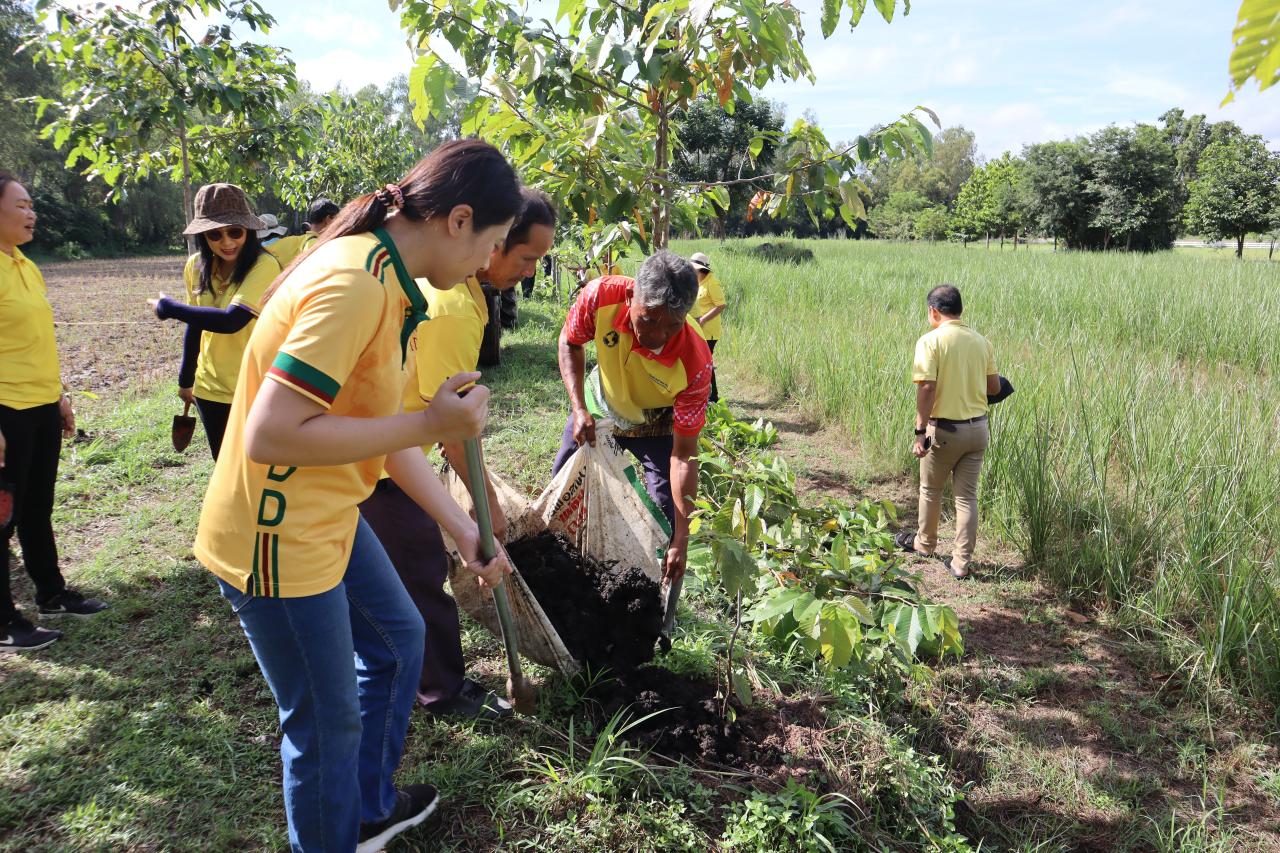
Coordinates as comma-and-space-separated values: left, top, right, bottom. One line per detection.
254, 0, 1276, 158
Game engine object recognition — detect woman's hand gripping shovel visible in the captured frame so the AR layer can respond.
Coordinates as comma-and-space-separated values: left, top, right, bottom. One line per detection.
461, 436, 537, 714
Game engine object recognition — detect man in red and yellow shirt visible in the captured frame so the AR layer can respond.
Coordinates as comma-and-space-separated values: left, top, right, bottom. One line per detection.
554, 250, 712, 583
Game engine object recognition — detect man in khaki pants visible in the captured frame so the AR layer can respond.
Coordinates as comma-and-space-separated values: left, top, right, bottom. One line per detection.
895, 284, 999, 579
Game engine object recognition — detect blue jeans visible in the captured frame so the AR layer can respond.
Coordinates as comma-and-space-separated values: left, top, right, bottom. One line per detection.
218, 518, 426, 852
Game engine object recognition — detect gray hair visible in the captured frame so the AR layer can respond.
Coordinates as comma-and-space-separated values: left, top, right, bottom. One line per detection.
634, 250, 698, 316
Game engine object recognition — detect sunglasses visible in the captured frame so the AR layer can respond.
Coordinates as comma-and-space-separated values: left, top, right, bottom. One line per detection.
203, 226, 246, 242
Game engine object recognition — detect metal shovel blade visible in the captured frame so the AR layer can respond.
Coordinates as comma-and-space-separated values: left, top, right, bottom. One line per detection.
172, 401, 196, 452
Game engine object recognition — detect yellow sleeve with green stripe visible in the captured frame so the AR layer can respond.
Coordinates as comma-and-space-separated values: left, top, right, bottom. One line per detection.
264, 270, 386, 409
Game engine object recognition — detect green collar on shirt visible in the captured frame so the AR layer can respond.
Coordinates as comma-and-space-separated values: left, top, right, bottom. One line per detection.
372, 227, 429, 364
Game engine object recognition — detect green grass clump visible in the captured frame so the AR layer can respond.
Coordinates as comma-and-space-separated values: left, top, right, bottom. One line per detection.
675, 237, 1280, 708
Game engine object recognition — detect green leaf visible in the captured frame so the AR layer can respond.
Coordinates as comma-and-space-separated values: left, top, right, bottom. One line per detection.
849, 0, 868, 25
820, 0, 840, 37
1225, 0, 1280, 103
748, 587, 807, 623
873, 0, 896, 22
731, 669, 752, 706
716, 540, 757, 597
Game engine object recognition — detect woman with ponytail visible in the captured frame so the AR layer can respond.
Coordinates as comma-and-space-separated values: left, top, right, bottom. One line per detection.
193, 140, 522, 852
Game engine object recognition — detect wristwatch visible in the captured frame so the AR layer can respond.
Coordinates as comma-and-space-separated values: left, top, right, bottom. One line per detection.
914, 428, 927, 436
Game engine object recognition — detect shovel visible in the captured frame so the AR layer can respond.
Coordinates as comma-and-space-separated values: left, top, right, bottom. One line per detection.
171, 400, 196, 452
658, 570, 683, 653
462, 436, 537, 714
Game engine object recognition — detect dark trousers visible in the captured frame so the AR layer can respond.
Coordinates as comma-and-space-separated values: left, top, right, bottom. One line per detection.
0, 402, 67, 624
357, 479, 465, 705
194, 397, 231, 460
707, 339, 719, 403
551, 416, 676, 528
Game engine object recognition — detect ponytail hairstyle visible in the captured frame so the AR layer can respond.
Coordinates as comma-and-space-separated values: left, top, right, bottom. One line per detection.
265, 139, 522, 303
195, 228, 267, 295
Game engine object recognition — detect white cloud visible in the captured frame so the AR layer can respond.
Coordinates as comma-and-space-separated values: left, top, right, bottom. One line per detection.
297, 13, 384, 48
1103, 71, 1191, 106
296, 48, 412, 93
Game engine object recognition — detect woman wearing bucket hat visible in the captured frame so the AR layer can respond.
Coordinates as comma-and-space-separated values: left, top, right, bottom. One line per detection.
147, 183, 281, 458
0, 172, 109, 654
689, 252, 726, 403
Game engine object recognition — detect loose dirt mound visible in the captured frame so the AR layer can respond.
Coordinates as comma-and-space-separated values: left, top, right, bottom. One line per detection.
506, 531, 662, 671
583, 665, 831, 780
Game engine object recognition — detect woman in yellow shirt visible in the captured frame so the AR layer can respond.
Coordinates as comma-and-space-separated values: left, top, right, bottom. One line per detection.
194, 141, 521, 852
148, 184, 280, 458
0, 172, 108, 654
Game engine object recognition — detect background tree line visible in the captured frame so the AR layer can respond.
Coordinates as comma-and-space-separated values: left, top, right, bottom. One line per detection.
675, 95, 1280, 257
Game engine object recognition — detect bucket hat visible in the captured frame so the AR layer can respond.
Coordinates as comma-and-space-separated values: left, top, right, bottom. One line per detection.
688, 252, 711, 271
183, 183, 266, 236
257, 213, 288, 240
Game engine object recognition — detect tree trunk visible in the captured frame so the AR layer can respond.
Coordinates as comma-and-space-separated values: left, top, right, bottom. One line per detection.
985, 232, 989, 248
1013, 230, 1018, 250
1237, 233, 1245, 259
651, 95, 671, 250
178, 110, 196, 256
1270, 237, 1275, 261
999, 231, 1005, 250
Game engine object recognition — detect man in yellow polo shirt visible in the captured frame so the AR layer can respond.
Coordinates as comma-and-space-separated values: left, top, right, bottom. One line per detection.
358, 188, 556, 720
897, 284, 1000, 579
688, 252, 726, 402
554, 250, 712, 586
267, 197, 339, 268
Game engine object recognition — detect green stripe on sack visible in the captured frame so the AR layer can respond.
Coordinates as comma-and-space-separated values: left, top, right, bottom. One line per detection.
272, 352, 340, 401
624, 464, 674, 538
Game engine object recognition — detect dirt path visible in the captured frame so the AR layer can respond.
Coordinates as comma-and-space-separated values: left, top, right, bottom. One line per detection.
726, 376, 1280, 851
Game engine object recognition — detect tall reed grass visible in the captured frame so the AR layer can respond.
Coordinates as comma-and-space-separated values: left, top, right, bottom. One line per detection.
674, 238, 1280, 707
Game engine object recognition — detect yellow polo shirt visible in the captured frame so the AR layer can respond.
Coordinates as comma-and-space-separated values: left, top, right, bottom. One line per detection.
267, 232, 318, 268
183, 251, 281, 404
378, 276, 487, 475
912, 319, 997, 421
194, 229, 424, 598
0, 248, 61, 409
415, 276, 488, 404
692, 272, 726, 341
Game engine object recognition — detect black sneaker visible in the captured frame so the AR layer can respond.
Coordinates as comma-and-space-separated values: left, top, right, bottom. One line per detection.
38, 589, 109, 618
0, 616, 63, 652
356, 784, 439, 853
422, 678, 514, 722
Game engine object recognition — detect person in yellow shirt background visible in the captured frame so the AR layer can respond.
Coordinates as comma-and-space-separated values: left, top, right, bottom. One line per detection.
358, 187, 555, 721
193, 141, 521, 852
0, 172, 109, 654
688, 251, 726, 402
896, 284, 1000, 580
147, 184, 281, 458
267, 197, 339, 268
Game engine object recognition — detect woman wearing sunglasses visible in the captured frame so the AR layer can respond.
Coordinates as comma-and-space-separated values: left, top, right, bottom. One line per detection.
148, 184, 281, 458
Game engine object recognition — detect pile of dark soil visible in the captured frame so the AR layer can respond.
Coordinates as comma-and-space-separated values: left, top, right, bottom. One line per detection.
506, 531, 662, 671
583, 665, 832, 779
